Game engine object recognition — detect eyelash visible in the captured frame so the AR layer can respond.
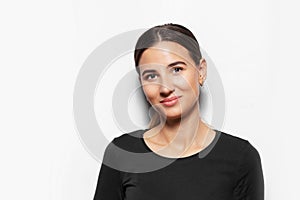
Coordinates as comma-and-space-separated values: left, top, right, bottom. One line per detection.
145, 74, 157, 80
172, 67, 183, 73
143, 67, 184, 80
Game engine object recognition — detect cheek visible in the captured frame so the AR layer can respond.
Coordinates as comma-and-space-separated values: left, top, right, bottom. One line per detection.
142, 84, 159, 102
176, 73, 199, 95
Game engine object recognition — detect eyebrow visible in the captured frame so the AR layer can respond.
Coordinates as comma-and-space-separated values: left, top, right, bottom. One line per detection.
167, 61, 187, 67
141, 61, 187, 76
142, 69, 156, 76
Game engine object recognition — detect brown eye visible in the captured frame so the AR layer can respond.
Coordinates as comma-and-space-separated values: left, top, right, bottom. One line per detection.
172, 67, 183, 74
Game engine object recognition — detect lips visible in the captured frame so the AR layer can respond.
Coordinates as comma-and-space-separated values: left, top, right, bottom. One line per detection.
160, 96, 180, 103
159, 96, 181, 107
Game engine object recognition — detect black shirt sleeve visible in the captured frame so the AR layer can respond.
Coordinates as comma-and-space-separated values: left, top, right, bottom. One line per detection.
93, 139, 124, 200
233, 141, 264, 200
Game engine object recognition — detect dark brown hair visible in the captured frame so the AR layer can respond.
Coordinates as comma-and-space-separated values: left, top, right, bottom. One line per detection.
134, 23, 202, 74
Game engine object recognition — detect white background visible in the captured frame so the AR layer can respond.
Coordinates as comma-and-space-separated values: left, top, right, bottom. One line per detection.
0, 0, 299, 199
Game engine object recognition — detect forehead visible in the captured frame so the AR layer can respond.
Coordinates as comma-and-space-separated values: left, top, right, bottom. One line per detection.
138, 41, 194, 67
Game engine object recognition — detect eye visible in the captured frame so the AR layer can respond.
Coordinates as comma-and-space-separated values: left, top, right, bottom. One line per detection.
144, 74, 158, 80
172, 67, 183, 73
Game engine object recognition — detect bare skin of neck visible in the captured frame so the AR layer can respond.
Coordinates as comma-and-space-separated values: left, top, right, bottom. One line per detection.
143, 103, 216, 158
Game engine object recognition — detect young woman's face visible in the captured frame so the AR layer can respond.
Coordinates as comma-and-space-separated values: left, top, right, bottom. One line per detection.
138, 41, 206, 120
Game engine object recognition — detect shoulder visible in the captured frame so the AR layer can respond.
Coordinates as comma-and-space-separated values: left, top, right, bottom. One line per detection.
101, 129, 148, 169
217, 130, 249, 150
214, 130, 261, 160
109, 129, 146, 153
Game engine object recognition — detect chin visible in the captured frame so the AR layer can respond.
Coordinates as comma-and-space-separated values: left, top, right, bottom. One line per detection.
163, 112, 183, 120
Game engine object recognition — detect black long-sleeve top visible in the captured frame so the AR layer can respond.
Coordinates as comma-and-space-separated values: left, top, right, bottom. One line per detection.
93, 129, 264, 200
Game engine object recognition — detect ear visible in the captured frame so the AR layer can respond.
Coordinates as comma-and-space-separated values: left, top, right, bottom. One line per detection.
198, 58, 207, 86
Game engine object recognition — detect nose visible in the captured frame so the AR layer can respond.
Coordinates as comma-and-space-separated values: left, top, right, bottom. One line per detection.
159, 76, 175, 97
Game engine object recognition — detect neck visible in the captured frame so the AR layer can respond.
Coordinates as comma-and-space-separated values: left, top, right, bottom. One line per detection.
156, 103, 209, 148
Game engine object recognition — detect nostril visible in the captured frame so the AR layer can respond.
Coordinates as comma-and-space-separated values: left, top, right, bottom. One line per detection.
160, 86, 175, 97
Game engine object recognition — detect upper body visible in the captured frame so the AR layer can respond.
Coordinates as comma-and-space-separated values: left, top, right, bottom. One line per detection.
93, 128, 264, 200
93, 23, 264, 199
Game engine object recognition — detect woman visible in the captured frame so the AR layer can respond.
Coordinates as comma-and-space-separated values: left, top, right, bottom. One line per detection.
93, 23, 264, 200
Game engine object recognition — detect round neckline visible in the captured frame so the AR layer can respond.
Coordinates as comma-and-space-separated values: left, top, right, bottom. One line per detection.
140, 128, 221, 160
